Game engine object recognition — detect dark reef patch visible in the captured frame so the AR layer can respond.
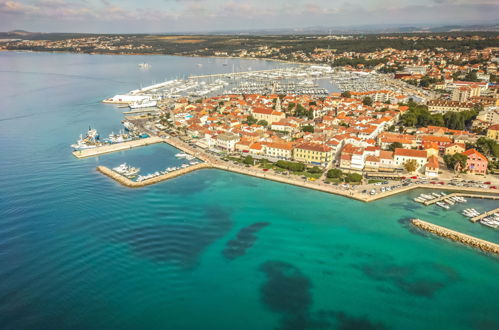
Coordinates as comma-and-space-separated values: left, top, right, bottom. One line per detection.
259, 261, 313, 329
359, 260, 459, 298
111, 206, 232, 267
222, 222, 269, 260
258, 260, 388, 329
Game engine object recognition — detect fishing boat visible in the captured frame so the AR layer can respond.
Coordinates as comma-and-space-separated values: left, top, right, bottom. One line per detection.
112, 163, 140, 178
71, 127, 101, 150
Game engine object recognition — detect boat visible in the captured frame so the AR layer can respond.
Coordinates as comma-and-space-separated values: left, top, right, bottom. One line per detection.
112, 163, 140, 178
436, 202, 450, 209
432, 192, 441, 198
129, 99, 157, 109
414, 197, 425, 203
138, 63, 151, 69
71, 127, 101, 150
420, 194, 434, 200
105, 129, 133, 144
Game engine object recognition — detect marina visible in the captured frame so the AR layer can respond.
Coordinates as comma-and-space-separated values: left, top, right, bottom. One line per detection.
98, 162, 211, 188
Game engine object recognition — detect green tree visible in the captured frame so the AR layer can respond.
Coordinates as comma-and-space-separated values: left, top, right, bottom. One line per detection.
341, 91, 351, 98
362, 97, 373, 106
403, 159, 418, 173
308, 166, 322, 174
243, 155, 254, 165
244, 115, 257, 125
327, 168, 343, 179
345, 173, 362, 183
388, 142, 403, 151
443, 153, 468, 172
302, 125, 314, 133
257, 120, 268, 127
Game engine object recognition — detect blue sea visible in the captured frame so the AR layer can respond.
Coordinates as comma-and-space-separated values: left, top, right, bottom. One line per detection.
0, 52, 498, 330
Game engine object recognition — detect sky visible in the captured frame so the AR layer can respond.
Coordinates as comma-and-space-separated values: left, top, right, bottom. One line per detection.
0, 0, 498, 33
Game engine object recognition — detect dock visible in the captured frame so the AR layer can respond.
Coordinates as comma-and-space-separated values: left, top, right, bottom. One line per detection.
97, 163, 212, 187
470, 208, 499, 223
423, 192, 499, 206
72, 136, 164, 158
412, 219, 499, 255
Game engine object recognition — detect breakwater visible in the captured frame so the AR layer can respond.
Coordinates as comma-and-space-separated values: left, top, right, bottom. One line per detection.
72, 136, 164, 158
412, 219, 499, 255
97, 163, 212, 187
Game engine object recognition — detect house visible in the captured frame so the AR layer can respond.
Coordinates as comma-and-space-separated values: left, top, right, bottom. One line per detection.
486, 124, 499, 141
364, 155, 380, 172
293, 142, 332, 166
462, 149, 488, 175
425, 155, 439, 178
393, 148, 428, 172
421, 135, 453, 151
444, 143, 466, 155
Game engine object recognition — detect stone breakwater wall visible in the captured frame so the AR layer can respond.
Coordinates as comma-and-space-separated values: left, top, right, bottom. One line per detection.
97, 163, 212, 188
412, 219, 499, 255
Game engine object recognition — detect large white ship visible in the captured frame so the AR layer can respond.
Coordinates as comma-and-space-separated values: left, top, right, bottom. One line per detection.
102, 94, 150, 104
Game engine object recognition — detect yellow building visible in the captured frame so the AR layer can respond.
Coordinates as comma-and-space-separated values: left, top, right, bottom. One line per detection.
486, 124, 499, 141
444, 143, 466, 155
293, 142, 332, 166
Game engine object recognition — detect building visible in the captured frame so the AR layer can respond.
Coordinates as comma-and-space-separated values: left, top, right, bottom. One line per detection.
462, 149, 488, 175
486, 124, 499, 141
293, 142, 332, 166
421, 135, 453, 151
215, 133, 240, 151
427, 100, 474, 114
445, 143, 466, 155
425, 155, 439, 178
263, 142, 293, 160
251, 107, 285, 124
393, 148, 428, 172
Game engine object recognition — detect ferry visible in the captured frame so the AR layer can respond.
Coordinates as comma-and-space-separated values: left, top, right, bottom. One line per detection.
71, 127, 101, 150
113, 163, 140, 178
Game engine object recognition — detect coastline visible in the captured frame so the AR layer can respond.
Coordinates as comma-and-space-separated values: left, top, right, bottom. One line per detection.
88, 136, 499, 203
0, 49, 310, 66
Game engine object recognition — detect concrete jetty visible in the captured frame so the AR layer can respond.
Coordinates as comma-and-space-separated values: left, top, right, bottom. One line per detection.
423, 192, 499, 206
97, 163, 212, 187
471, 208, 499, 223
412, 219, 499, 255
72, 136, 164, 159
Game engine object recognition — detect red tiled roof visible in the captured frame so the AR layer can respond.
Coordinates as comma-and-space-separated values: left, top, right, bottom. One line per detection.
394, 148, 427, 158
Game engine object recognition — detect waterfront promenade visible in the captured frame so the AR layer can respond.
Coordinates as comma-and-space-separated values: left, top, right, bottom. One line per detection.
83, 135, 499, 203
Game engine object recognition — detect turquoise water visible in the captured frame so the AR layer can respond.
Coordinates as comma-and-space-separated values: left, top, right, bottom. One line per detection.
0, 52, 498, 330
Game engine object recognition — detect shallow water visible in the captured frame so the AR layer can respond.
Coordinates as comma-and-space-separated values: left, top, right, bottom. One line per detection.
0, 52, 498, 330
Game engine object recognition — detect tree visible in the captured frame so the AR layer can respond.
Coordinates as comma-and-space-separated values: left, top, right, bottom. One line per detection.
388, 142, 403, 151
302, 125, 314, 133
257, 120, 268, 127
243, 155, 254, 165
327, 168, 343, 179
474, 137, 499, 158
345, 173, 362, 183
403, 159, 418, 173
341, 91, 351, 98
362, 97, 373, 106
244, 115, 257, 125
308, 166, 322, 174
443, 153, 468, 172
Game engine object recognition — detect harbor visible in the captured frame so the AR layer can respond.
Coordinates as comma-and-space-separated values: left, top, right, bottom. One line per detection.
412, 219, 499, 255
